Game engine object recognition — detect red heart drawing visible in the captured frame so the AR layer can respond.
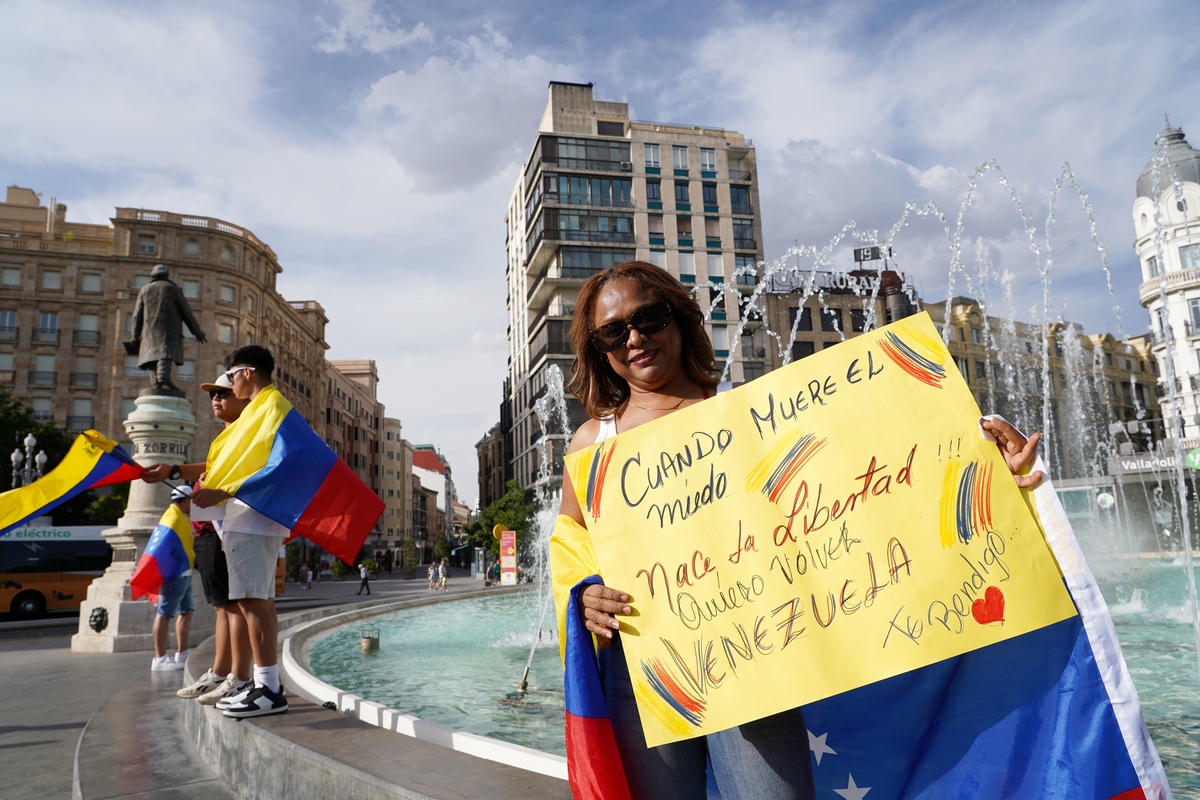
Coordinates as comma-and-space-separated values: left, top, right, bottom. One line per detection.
972, 586, 1005, 625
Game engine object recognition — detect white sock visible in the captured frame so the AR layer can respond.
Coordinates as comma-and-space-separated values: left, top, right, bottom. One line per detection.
254, 664, 281, 693
212, 671, 228, 680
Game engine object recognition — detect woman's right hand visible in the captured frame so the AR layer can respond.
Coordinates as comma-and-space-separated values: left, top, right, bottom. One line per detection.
581, 584, 632, 648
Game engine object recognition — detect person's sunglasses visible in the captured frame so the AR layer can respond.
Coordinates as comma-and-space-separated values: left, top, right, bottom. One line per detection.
209, 389, 233, 400
590, 301, 673, 353
223, 365, 255, 382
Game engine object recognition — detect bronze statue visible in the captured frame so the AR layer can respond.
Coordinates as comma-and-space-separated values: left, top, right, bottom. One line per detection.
126, 264, 206, 396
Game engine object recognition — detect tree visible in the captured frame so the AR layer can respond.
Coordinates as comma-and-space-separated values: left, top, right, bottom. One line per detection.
400, 539, 417, 577
88, 483, 130, 525
463, 480, 536, 561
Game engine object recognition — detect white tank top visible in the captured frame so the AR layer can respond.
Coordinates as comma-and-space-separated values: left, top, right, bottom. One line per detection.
591, 382, 732, 444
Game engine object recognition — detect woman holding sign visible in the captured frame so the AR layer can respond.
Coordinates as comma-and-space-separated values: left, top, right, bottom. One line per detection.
552, 261, 1043, 800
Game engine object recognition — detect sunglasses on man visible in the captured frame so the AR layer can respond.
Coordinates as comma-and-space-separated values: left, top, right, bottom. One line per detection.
589, 300, 673, 353
209, 389, 233, 400
222, 365, 256, 382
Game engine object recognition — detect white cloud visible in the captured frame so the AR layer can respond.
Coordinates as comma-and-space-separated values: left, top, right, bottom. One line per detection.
315, 0, 433, 54
360, 28, 577, 191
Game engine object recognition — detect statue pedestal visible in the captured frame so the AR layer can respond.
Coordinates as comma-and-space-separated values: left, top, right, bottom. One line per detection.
72, 396, 215, 653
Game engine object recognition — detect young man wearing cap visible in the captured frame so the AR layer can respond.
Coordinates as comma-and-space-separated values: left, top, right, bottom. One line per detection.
145, 349, 290, 717
151, 485, 196, 670
176, 372, 256, 705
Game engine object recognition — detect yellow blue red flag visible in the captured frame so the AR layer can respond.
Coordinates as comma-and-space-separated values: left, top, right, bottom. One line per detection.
202, 385, 383, 564
0, 430, 143, 535
130, 503, 194, 601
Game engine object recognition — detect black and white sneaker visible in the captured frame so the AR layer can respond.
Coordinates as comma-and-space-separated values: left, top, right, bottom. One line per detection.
221, 683, 288, 718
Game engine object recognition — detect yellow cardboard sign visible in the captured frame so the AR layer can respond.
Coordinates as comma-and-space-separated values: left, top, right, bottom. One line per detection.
564, 313, 1077, 747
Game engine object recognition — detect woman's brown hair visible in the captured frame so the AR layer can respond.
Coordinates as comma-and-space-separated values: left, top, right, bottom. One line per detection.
568, 260, 720, 420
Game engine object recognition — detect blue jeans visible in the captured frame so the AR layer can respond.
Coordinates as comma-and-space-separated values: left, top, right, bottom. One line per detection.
599, 634, 816, 800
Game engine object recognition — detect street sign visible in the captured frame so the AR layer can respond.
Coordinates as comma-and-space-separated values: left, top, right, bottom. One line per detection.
1187, 447, 1200, 470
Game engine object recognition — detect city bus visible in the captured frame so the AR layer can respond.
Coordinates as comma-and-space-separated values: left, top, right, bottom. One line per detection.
0, 524, 112, 616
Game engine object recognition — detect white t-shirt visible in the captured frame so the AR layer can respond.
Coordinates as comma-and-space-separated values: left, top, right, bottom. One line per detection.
218, 499, 289, 538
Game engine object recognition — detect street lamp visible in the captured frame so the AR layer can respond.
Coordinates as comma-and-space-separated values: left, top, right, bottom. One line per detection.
11, 432, 48, 488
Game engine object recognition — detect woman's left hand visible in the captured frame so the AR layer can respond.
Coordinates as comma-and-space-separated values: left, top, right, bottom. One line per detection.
981, 416, 1044, 489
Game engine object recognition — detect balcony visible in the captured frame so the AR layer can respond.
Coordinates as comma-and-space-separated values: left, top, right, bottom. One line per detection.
28, 371, 56, 387
530, 341, 574, 367
32, 327, 60, 344
0, 326, 15, 342
73, 329, 100, 345
1138, 268, 1200, 305
70, 372, 98, 388
734, 238, 757, 251
67, 416, 95, 431
742, 346, 767, 359
731, 203, 754, 216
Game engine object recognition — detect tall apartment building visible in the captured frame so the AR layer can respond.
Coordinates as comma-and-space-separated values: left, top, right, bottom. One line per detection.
0, 187, 327, 456
381, 417, 413, 545
503, 82, 765, 489
324, 360, 384, 539
1133, 123, 1200, 441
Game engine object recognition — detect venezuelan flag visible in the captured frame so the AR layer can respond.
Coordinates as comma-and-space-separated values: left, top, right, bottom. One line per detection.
564, 575, 633, 800
0, 430, 143, 536
130, 504, 194, 601
201, 385, 383, 564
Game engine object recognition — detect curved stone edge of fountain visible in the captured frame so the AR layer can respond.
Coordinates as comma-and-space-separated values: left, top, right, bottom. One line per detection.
280, 587, 569, 782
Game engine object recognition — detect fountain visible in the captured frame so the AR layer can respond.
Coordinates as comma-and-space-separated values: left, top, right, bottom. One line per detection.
297, 145, 1200, 792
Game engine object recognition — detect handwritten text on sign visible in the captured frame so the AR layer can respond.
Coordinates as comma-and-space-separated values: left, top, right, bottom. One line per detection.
564, 313, 1076, 747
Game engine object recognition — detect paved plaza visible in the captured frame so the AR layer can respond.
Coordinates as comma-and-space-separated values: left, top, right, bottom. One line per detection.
0, 569, 552, 800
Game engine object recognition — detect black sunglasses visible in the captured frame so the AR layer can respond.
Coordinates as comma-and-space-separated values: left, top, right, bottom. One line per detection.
209, 389, 233, 400
590, 301, 673, 353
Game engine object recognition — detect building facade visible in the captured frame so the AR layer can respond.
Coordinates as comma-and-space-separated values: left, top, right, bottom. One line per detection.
475, 422, 506, 510
503, 81, 765, 490
0, 187, 327, 459
381, 417, 412, 545
1133, 123, 1200, 442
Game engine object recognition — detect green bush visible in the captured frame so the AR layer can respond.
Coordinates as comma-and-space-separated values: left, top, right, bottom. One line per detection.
400, 540, 417, 576
331, 559, 350, 579
362, 557, 378, 575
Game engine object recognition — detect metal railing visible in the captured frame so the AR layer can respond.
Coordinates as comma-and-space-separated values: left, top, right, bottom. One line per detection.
733, 238, 757, 251
28, 371, 56, 387
0, 326, 16, 342
70, 372, 98, 388
73, 329, 100, 345
32, 327, 60, 343
731, 203, 754, 215
67, 416, 95, 431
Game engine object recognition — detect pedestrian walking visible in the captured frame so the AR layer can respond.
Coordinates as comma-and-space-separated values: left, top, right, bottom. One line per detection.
356, 562, 371, 595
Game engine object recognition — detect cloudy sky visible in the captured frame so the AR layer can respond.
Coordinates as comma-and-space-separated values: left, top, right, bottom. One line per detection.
2, 0, 1197, 506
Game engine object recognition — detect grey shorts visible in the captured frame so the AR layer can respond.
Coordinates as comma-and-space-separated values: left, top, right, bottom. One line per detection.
223, 531, 284, 600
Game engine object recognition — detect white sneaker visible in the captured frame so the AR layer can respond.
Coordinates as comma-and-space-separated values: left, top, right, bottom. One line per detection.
177, 669, 225, 698
151, 655, 183, 671
201, 675, 253, 707
175, 648, 192, 663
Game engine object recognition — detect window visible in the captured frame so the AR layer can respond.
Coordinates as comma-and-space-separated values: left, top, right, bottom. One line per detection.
674, 182, 689, 204
646, 250, 666, 268
730, 185, 750, 215
221, 245, 235, 262
557, 175, 632, 207
678, 252, 695, 275
1190, 299, 1200, 334
1105, 352, 1112, 366
707, 252, 723, 276
178, 361, 194, 381
41, 270, 62, 290
137, 234, 156, 253
218, 323, 234, 344
77, 313, 98, 333
0, 267, 19, 286
31, 398, 51, 420
705, 218, 720, 242
1182, 244, 1200, 270
676, 216, 692, 238
648, 215, 664, 236
39, 312, 58, 331
711, 325, 728, 352
72, 398, 92, 416
75, 355, 95, 373
81, 273, 101, 293
559, 246, 634, 277
35, 354, 55, 371
971, 328, 982, 344
1025, 341, 1033, 354
597, 120, 624, 137
133, 275, 151, 289
183, 279, 200, 299
789, 307, 813, 331
851, 309, 867, 332
219, 285, 235, 304
246, 296, 254, 313
1146, 256, 1159, 278
743, 362, 764, 381
644, 143, 660, 169
702, 183, 718, 207
792, 341, 815, 360
553, 137, 630, 170
182, 240, 201, 256
975, 360, 986, 379
821, 308, 842, 332
700, 148, 716, 172
672, 146, 688, 171
733, 219, 754, 249
646, 180, 661, 202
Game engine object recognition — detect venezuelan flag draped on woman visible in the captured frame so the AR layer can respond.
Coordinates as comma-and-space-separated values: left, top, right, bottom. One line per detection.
130, 503, 194, 602
201, 384, 383, 565
0, 430, 143, 536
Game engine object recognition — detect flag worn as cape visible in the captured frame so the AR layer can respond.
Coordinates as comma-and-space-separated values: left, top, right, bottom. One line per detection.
201, 384, 383, 564
0, 430, 143, 536
130, 504, 194, 602
550, 466, 1173, 799
564, 574, 633, 800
